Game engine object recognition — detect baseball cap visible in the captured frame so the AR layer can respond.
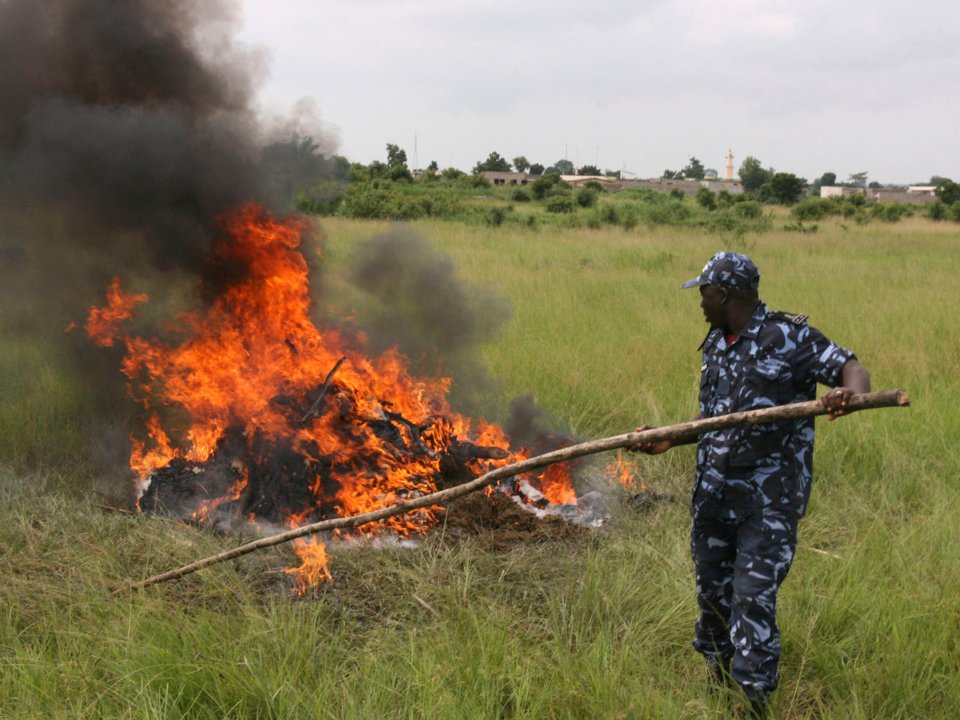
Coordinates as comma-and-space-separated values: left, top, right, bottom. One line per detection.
681, 251, 760, 290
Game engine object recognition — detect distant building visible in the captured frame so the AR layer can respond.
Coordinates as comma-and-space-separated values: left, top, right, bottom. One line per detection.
480, 171, 530, 186
820, 186, 864, 199
869, 186, 937, 204
821, 185, 937, 204
559, 175, 620, 189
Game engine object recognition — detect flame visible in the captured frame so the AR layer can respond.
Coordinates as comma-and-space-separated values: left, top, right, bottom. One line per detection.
86, 203, 580, 590
86, 276, 147, 347
285, 537, 332, 594
607, 450, 646, 492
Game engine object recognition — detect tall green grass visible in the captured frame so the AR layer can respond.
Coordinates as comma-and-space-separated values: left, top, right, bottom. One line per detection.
1, 216, 958, 718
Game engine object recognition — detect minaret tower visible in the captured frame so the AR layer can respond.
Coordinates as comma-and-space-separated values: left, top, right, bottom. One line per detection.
725, 149, 735, 181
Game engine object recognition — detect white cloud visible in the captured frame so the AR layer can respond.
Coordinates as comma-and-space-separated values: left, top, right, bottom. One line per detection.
237, 0, 960, 182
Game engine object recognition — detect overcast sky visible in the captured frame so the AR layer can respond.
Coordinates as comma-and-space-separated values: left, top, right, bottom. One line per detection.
237, 0, 959, 185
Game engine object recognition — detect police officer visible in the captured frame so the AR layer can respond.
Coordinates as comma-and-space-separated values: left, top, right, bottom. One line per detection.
635, 252, 870, 717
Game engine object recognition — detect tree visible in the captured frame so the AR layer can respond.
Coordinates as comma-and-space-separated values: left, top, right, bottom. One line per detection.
819, 172, 837, 187
682, 156, 706, 180
529, 163, 545, 176
738, 156, 774, 193
848, 171, 868, 188
577, 164, 602, 176
473, 151, 512, 173
552, 159, 575, 175
512, 156, 530, 173
663, 169, 679, 180
764, 173, 805, 205
935, 179, 960, 205
426, 160, 439, 173
386, 143, 407, 169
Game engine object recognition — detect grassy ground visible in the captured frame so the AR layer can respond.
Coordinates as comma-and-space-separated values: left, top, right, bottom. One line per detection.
1, 216, 958, 718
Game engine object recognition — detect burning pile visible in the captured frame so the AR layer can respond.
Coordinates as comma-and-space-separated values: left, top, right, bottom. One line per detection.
86, 204, 595, 590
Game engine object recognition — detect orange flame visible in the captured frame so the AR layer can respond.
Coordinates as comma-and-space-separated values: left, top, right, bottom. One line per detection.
86, 203, 580, 590
285, 537, 332, 594
607, 450, 646, 492
86, 276, 148, 347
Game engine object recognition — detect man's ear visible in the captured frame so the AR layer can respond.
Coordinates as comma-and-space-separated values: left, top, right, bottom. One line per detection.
720, 288, 729, 303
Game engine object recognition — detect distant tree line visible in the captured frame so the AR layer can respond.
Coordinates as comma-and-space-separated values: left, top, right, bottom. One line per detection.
258, 134, 960, 223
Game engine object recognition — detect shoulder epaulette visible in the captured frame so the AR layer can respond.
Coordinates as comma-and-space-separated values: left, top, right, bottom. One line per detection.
770, 311, 808, 326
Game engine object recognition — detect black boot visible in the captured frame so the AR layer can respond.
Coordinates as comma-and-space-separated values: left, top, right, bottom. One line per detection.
705, 655, 732, 689
741, 688, 769, 719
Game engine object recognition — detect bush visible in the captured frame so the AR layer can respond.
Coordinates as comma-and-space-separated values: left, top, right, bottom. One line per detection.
584, 204, 619, 229
511, 188, 531, 202
695, 187, 716, 211
619, 205, 639, 230
641, 200, 692, 226
871, 203, 912, 223
791, 198, 835, 221
294, 180, 347, 215
926, 201, 948, 221
485, 206, 512, 227
716, 190, 735, 210
546, 193, 576, 213
531, 173, 564, 200
733, 201, 763, 219
576, 187, 599, 208
338, 180, 463, 220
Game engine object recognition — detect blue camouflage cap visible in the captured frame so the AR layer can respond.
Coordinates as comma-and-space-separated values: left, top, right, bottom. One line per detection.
681, 251, 760, 290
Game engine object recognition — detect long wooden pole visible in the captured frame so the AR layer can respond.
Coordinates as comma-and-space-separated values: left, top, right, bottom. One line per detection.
123, 389, 908, 591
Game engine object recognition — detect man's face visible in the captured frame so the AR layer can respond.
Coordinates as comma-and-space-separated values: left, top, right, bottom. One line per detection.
699, 284, 727, 327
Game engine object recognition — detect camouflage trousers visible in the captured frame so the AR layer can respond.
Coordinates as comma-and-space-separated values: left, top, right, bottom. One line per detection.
690, 489, 799, 696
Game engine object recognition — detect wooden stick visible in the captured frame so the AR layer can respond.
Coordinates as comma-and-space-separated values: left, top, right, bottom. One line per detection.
122, 389, 908, 592
300, 356, 346, 423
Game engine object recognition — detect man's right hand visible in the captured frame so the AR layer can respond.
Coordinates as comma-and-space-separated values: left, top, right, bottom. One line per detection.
629, 424, 673, 455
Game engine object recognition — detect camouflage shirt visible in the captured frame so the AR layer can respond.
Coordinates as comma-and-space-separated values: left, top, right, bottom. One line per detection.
696, 301, 855, 517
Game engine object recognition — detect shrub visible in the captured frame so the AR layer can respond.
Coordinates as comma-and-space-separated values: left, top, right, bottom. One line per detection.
695, 187, 716, 211
642, 200, 692, 226
531, 173, 564, 200
615, 205, 636, 230
294, 180, 347, 215
716, 190, 735, 209
872, 203, 912, 223
926, 201, 948, 221
733, 201, 763, 219
485, 206, 512, 227
791, 198, 835, 221
338, 180, 462, 220
576, 187, 599, 208
584, 204, 619, 229
511, 188, 531, 202
546, 193, 576, 213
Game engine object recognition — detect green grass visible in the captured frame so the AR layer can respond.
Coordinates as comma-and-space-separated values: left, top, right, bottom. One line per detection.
1, 216, 959, 718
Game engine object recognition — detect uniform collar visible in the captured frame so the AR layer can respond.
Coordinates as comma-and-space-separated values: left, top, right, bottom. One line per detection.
737, 300, 768, 342
697, 301, 767, 351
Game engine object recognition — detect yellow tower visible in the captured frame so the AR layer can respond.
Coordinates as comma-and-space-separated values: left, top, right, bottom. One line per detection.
725, 149, 735, 181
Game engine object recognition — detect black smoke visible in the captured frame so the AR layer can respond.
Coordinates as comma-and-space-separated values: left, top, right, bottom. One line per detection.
0, 0, 265, 277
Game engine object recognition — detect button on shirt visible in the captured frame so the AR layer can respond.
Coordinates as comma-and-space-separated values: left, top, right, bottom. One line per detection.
696, 302, 855, 517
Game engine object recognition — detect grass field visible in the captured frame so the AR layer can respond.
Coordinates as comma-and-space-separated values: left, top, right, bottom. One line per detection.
1, 214, 958, 718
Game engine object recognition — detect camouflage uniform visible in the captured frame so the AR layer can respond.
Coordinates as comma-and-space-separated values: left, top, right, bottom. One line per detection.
683, 253, 855, 699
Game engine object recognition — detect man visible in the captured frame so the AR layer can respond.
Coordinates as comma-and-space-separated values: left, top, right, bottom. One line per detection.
635, 251, 870, 717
